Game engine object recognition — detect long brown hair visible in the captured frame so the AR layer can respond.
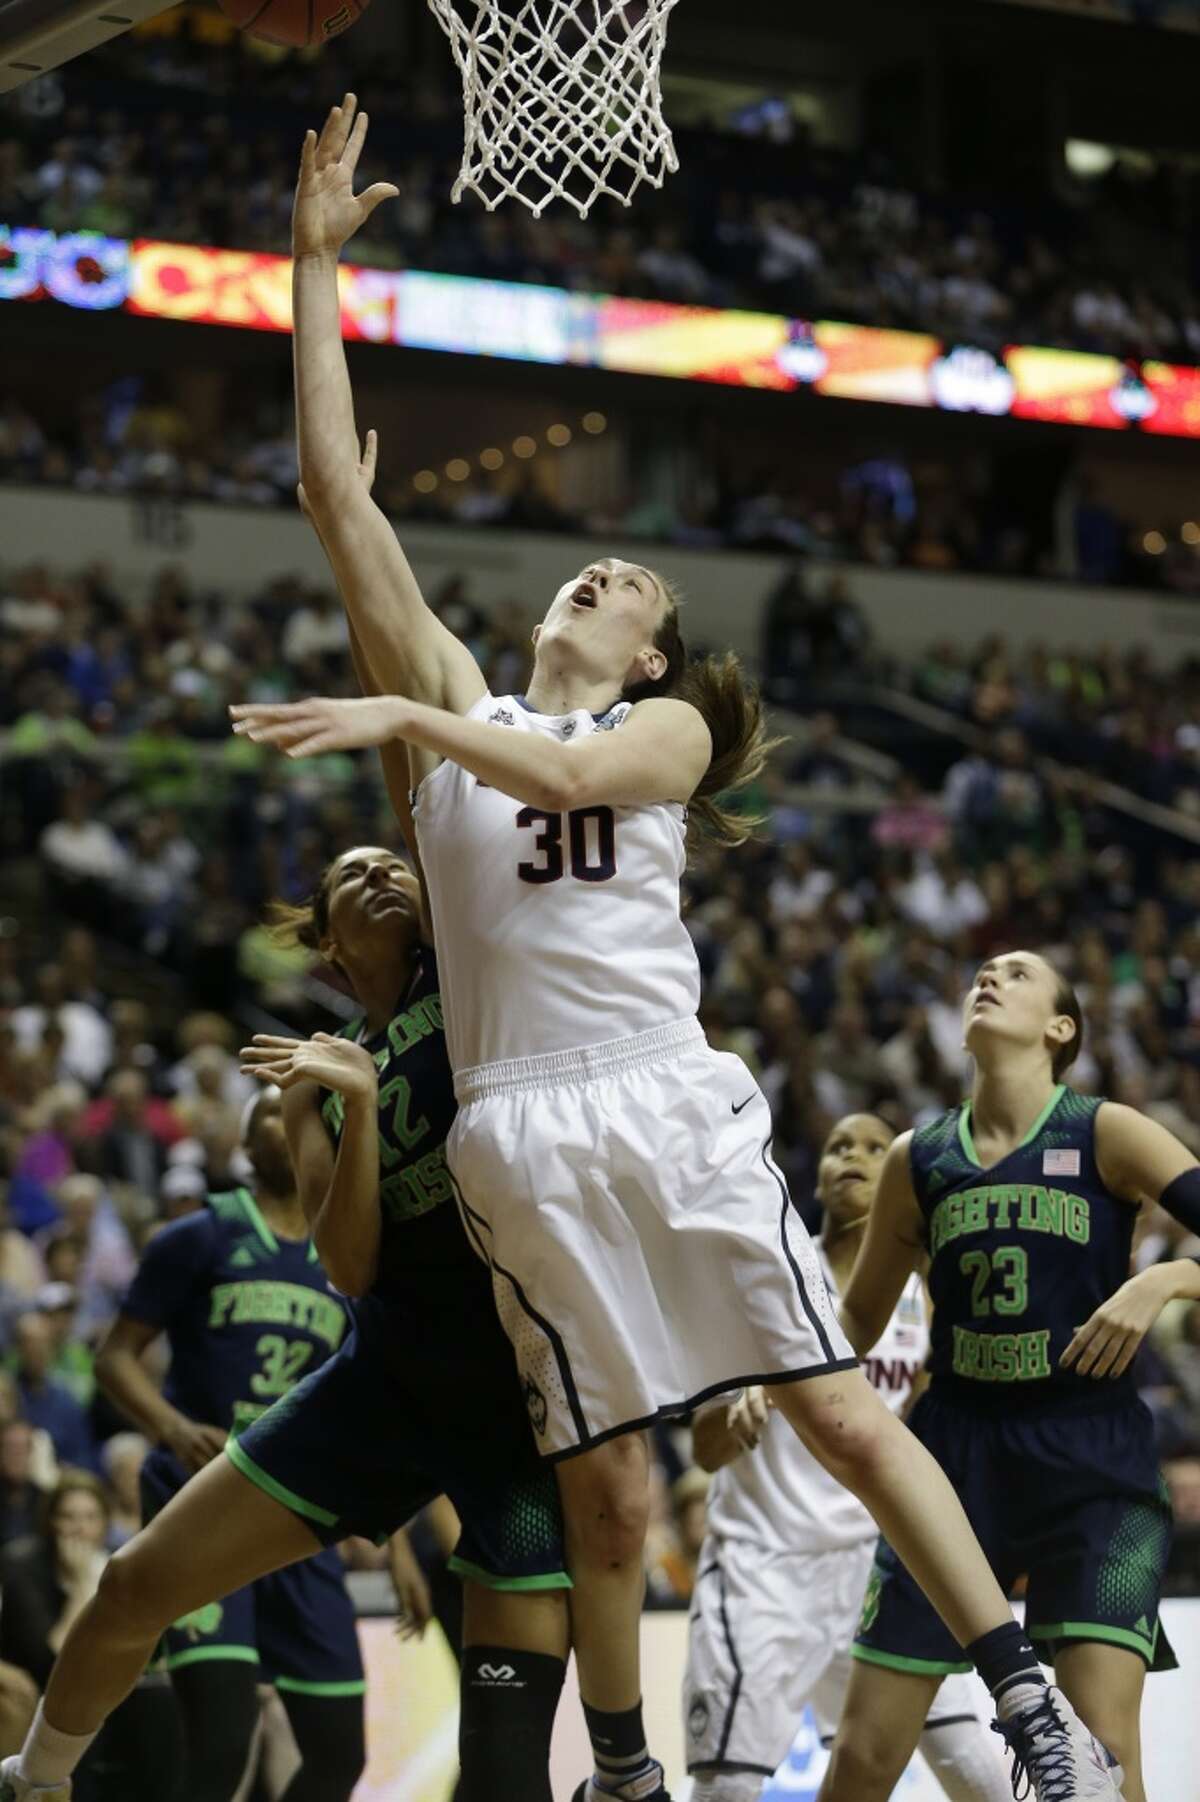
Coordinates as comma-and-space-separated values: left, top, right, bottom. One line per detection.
265, 864, 337, 956
622, 575, 780, 846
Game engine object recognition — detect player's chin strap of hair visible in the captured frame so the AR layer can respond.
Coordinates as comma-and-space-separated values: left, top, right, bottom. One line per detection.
1159, 1168, 1200, 1250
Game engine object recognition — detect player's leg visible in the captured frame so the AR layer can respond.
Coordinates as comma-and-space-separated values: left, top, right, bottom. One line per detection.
818, 1659, 940, 1802
918, 1673, 1010, 1802
684, 1541, 824, 1802
169, 1663, 263, 1802
773, 1373, 1014, 1650
256, 1553, 367, 1802
274, 1694, 366, 1802
1051, 1644, 1145, 1802
458, 1584, 568, 1802
554, 1434, 659, 1800
7, 1457, 319, 1792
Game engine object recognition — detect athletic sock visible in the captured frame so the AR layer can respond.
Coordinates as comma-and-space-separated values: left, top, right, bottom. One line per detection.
457, 1646, 564, 1802
17, 1699, 99, 1788
965, 1621, 1047, 1718
582, 1699, 662, 1799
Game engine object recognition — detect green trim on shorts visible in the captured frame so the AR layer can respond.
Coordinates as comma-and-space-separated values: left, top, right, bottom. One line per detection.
274, 1677, 367, 1697
165, 1646, 261, 1671
447, 1554, 573, 1593
1028, 1619, 1157, 1663
225, 1435, 339, 1528
852, 1643, 973, 1676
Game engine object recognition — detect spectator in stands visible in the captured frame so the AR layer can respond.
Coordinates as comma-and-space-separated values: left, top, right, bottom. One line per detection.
100, 1432, 147, 1549
11, 1313, 94, 1474
0, 1422, 48, 1549
11, 965, 111, 1092
39, 787, 129, 926
81, 1072, 173, 1198
39, 1177, 135, 1335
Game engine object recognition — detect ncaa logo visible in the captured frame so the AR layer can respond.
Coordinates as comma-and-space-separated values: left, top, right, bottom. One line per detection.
524, 1375, 548, 1436
560, 718, 577, 738
489, 708, 515, 726
688, 1694, 710, 1740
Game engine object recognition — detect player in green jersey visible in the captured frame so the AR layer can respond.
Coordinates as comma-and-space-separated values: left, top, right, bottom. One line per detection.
819, 949, 1200, 1802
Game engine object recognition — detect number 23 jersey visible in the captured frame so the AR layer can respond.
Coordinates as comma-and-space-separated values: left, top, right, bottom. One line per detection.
122, 1188, 348, 1443
413, 692, 701, 1072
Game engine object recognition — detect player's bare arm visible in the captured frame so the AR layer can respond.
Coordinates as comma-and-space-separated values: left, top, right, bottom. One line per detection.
230, 692, 712, 812
239, 1057, 382, 1298
291, 95, 486, 739
95, 1314, 226, 1474
1062, 1102, 1200, 1380
301, 427, 419, 831
838, 1132, 925, 1357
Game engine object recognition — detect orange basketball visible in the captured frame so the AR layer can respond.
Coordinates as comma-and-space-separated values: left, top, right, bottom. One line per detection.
218, 0, 370, 49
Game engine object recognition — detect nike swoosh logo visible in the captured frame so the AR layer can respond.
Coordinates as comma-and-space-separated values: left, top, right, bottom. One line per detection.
732, 1094, 756, 1115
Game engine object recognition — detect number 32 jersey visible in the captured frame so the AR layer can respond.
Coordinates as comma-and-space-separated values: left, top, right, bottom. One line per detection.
122, 1188, 348, 1442
413, 692, 701, 1071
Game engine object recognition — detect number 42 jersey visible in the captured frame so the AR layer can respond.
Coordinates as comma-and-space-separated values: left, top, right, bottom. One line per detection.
413, 692, 702, 1072
122, 1187, 348, 1451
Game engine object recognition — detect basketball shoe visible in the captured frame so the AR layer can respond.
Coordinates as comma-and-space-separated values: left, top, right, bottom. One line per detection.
993, 1686, 1123, 1800
0, 1758, 71, 1802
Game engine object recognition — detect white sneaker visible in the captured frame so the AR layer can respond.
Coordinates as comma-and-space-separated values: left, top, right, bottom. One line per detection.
0, 1757, 71, 1802
993, 1687, 1123, 1800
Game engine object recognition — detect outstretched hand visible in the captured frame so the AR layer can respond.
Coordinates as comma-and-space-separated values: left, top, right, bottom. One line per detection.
293, 93, 398, 262
230, 694, 409, 758
240, 1032, 379, 1101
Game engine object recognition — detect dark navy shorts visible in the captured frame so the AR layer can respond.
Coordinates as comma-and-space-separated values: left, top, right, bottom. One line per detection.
854, 1389, 1175, 1675
228, 1310, 569, 1593
141, 1452, 364, 1695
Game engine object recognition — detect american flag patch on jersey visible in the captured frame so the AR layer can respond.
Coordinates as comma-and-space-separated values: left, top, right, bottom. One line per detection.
1043, 1149, 1080, 1176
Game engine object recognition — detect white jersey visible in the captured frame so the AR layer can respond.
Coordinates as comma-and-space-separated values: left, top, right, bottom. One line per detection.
703, 1255, 929, 1555
412, 692, 701, 1073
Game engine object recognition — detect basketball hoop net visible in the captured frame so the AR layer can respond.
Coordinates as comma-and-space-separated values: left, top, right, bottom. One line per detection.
426, 0, 680, 219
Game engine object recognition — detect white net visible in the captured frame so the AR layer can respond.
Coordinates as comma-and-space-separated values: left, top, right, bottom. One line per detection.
426, 0, 681, 219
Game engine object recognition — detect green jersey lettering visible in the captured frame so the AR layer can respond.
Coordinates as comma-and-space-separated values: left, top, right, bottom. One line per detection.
206, 1281, 346, 1352
377, 1074, 431, 1164
952, 1325, 1052, 1384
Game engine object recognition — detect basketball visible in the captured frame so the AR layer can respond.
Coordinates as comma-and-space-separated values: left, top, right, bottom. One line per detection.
217, 0, 370, 49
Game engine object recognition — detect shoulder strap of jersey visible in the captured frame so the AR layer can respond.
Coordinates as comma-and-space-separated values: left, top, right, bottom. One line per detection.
909, 1105, 966, 1215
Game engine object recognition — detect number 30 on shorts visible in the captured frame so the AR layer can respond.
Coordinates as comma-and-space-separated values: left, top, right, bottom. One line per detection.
517, 806, 617, 884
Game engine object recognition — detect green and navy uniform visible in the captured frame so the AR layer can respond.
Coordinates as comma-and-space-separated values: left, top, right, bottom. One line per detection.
855, 1084, 1174, 1675
128, 1187, 365, 1693
234, 945, 567, 1590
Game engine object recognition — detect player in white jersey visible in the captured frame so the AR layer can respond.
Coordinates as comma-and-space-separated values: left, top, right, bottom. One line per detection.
230, 96, 1122, 1802
684, 1114, 1009, 1802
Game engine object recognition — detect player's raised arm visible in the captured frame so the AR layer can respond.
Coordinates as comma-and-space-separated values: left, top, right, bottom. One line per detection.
239, 1046, 382, 1298
300, 430, 422, 856
230, 691, 712, 813
1062, 1103, 1200, 1380
291, 95, 486, 725
838, 1132, 925, 1357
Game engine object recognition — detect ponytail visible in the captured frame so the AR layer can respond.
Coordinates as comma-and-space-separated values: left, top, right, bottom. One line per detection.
264, 861, 337, 954
623, 578, 780, 847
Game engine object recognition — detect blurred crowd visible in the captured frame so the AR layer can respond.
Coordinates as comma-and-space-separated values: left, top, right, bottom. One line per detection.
5, 388, 1200, 596
2, 550, 1200, 1608
0, 10, 1198, 362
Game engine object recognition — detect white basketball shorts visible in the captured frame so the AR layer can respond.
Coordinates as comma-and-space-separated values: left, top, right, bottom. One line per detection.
684, 1535, 986, 1778
447, 1017, 856, 1459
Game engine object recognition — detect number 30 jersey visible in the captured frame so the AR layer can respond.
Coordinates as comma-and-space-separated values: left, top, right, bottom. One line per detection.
413, 691, 701, 1071
121, 1188, 348, 1440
